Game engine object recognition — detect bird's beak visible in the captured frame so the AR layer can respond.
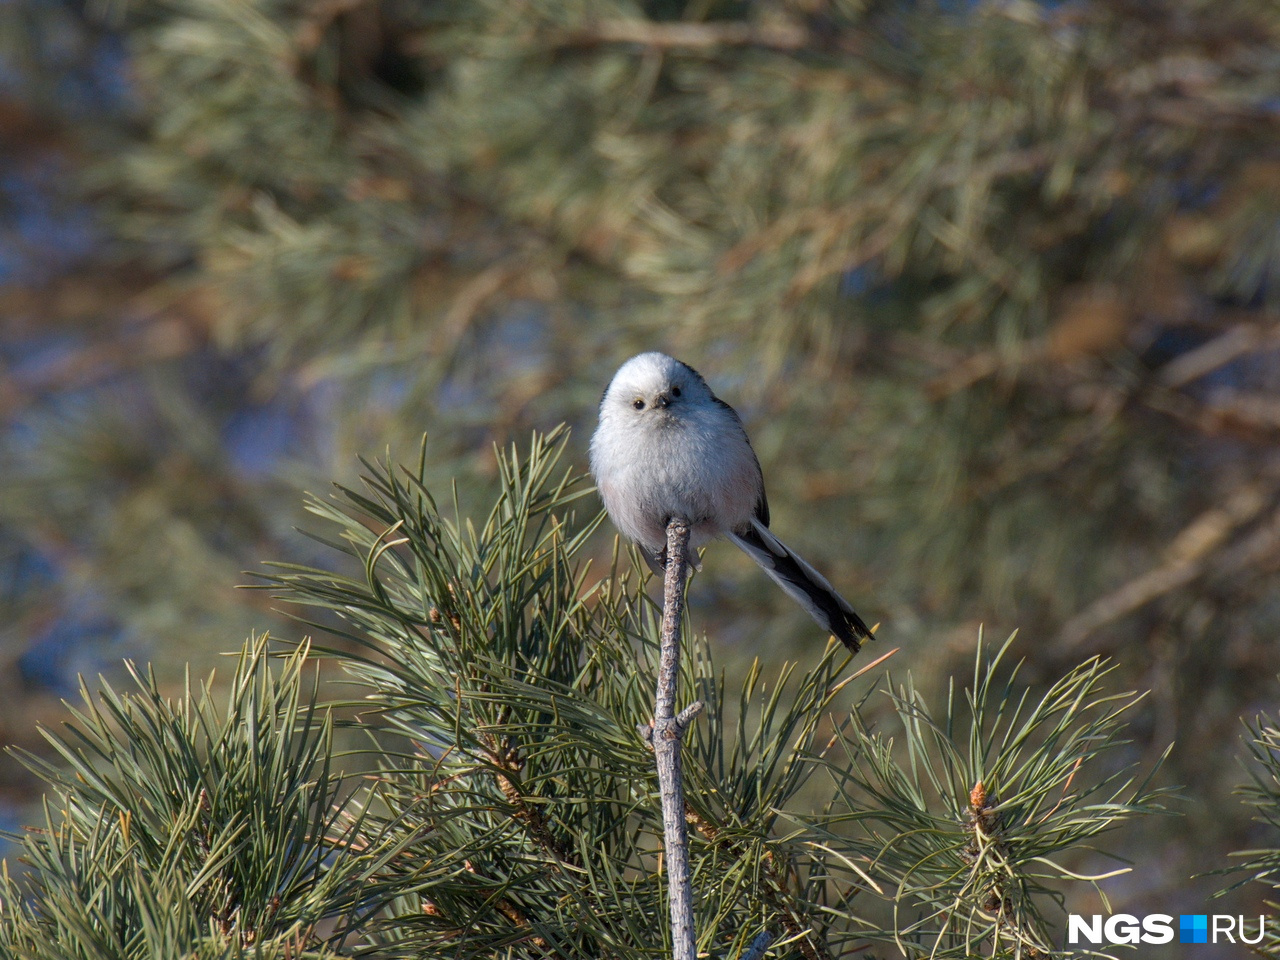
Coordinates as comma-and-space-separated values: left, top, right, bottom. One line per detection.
654, 393, 671, 409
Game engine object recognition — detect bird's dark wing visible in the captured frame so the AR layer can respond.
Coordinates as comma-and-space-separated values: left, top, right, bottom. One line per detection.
702, 390, 769, 527
673, 358, 770, 525
753, 473, 770, 527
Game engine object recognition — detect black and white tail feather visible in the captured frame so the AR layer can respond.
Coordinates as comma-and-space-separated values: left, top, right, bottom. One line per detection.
638, 519, 871, 652
729, 519, 872, 652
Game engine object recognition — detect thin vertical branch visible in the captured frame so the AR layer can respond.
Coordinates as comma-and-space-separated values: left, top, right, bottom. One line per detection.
741, 930, 775, 960
644, 516, 702, 960
655, 518, 691, 719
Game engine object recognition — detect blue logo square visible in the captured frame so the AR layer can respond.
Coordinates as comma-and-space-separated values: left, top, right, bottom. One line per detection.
1180, 915, 1208, 944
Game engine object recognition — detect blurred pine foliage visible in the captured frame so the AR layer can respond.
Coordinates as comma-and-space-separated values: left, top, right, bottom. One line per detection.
1, 0, 1279, 945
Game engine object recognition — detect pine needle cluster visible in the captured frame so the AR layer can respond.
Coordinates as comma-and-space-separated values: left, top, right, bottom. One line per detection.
0, 637, 397, 959
1, 432, 1169, 958
1219, 713, 1280, 958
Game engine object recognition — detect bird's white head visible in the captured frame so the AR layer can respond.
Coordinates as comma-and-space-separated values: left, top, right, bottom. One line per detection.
599, 352, 713, 424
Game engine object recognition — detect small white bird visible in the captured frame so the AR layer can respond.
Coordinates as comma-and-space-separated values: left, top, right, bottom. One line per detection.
590, 352, 872, 651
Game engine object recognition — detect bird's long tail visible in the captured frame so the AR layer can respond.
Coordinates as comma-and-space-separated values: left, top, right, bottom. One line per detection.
727, 518, 872, 652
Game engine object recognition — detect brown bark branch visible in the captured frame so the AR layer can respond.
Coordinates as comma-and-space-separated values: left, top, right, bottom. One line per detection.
1158, 321, 1280, 390
1056, 484, 1272, 651
555, 20, 810, 53
685, 805, 836, 960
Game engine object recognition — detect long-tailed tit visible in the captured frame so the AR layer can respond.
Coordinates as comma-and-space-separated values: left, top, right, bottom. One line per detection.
590, 351, 872, 651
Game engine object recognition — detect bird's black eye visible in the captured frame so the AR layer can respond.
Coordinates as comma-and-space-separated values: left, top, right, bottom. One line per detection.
671, 385, 682, 397
632, 398, 645, 410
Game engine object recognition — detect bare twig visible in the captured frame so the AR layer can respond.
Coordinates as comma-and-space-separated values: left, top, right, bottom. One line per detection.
647, 517, 700, 960
741, 929, 774, 960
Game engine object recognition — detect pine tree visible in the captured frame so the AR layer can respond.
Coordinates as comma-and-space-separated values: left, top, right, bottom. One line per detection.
1, 433, 1170, 958
2, 0, 1279, 937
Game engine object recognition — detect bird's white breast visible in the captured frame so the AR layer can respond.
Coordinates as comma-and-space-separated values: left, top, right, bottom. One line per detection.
591, 401, 761, 553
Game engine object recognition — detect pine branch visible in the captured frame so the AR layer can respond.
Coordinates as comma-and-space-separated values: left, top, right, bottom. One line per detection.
686, 804, 834, 960
739, 930, 774, 960
0, 636, 404, 958
0, 433, 1177, 959
551, 20, 813, 53
1057, 485, 1274, 651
